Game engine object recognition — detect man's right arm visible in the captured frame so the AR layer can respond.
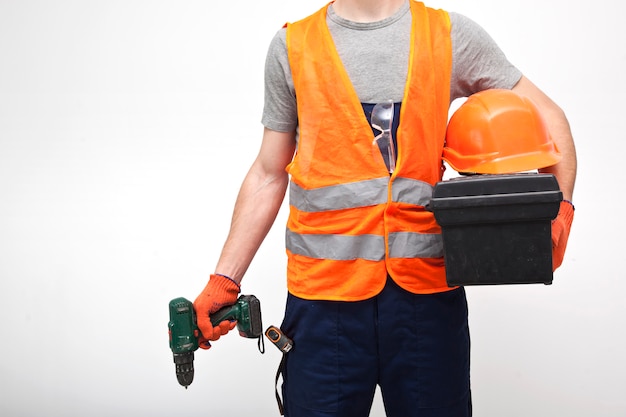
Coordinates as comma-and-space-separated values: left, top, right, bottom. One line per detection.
213, 127, 296, 284
193, 127, 295, 343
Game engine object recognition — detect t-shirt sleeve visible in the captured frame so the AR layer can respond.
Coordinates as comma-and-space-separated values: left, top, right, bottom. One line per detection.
450, 12, 523, 101
261, 28, 298, 133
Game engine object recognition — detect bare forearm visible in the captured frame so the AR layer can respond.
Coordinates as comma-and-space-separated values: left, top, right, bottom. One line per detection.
538, 105, 577, 201
213, 128, 296, 284
215, 166, 289, 283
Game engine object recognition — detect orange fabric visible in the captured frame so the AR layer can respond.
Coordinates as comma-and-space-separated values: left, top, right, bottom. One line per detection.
552, 200, 575, 271
285, 1, 452, 300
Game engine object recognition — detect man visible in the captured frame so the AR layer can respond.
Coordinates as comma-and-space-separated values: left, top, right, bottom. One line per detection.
193, 1, 577, 416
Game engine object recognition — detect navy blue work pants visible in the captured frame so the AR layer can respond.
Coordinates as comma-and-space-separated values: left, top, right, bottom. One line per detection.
280, 278, 471, 417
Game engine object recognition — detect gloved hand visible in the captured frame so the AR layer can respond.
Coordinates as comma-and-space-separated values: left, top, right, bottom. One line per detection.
193, 273, 240, 349
552, 200, 575, 271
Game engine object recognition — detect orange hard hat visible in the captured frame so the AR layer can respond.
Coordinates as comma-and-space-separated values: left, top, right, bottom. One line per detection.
443, 89, 561, 174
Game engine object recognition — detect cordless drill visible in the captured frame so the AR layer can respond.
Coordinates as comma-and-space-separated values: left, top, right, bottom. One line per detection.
168, 295, 263, 388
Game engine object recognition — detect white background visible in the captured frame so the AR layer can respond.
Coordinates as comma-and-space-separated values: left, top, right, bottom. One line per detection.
1, 1, 624, 416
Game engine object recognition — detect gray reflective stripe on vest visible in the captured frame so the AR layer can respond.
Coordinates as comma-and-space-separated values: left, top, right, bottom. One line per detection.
392, 177, 434, 206
286, 230, 443, 260
289, 178, 389, 212
388, 231, 444, 258
290, 177, 434, 212
286, 229, 385, 261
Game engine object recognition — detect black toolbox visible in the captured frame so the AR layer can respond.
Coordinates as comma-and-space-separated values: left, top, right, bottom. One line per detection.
429, 173, 562, 286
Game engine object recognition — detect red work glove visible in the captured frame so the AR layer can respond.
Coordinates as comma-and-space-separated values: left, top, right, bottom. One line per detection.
193, 273, 240, 349
552, 200, 575, 271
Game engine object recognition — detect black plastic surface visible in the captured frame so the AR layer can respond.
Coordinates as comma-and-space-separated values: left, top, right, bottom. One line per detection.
429, 173, 563, 286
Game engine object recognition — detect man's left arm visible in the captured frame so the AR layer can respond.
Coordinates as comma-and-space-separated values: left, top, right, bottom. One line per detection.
512, 75, 577, 200
512, 75, 577, 270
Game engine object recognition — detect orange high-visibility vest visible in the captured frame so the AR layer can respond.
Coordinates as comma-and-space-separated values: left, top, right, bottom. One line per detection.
285, 1, 453, 301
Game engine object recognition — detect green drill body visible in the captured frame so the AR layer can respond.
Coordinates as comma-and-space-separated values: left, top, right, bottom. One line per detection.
168, 295, 263, 388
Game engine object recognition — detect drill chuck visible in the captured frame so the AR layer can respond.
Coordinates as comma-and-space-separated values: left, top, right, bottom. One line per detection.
173, 352, 195, 388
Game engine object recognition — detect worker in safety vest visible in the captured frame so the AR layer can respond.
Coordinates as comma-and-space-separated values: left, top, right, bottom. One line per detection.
193, 2, 577, 416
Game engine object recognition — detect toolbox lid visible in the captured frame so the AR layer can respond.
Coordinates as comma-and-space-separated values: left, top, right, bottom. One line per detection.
429, 173, 562, 225
432, 173, 560, 198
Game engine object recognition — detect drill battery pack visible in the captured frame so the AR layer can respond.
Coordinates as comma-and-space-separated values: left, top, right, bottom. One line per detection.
428, 173, 562, 286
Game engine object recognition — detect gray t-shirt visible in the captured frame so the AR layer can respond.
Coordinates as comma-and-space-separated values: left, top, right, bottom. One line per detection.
262, 1, 522, 133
